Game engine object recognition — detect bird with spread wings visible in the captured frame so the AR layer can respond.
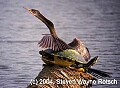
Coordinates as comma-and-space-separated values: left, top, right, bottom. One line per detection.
24, 7, 90, 62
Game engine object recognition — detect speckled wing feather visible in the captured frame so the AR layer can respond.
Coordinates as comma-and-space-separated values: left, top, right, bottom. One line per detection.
68, 38, 91, 62
38, 35, 72, 51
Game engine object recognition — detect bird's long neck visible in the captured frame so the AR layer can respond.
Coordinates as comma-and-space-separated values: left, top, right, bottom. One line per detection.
35, 13, 57, 37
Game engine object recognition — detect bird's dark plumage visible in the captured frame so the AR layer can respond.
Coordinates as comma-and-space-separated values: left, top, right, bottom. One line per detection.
24, 7, 91, 61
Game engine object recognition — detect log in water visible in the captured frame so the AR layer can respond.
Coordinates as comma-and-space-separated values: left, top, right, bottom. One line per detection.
27, 65, 94, 88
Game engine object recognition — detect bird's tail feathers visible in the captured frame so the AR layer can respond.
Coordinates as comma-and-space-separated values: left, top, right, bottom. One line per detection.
88, 68, 111, 78
85, 56, 98, 68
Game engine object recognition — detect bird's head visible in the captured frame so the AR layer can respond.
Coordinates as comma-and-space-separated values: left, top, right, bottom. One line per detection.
23, 7, 41, 17
24, 7, 56, 35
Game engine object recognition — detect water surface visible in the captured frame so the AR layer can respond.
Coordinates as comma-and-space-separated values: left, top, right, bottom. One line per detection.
0, 0, 120, 88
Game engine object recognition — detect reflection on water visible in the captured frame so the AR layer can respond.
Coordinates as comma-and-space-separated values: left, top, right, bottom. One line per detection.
0, 0, 120, 88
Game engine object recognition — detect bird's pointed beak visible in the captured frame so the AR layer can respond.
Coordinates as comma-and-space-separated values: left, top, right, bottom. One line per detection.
23, 7, 33, 15
23, 7, 30, 11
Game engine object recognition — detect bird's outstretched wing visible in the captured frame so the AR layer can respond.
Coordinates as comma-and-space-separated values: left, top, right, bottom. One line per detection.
68, 38, 91, 61
38, 35, 72, 51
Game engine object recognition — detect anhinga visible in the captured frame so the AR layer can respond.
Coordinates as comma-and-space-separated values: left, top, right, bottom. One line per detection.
24, 7, 90, 61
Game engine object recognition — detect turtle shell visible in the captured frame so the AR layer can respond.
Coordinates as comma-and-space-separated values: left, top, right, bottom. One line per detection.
40, 49, 86, 64
54, 49, 86, 63
39, 49, 98, 71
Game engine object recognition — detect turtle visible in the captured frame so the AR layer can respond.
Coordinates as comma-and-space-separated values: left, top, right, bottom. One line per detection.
39, 49, 111, 78
39, 49, 97, 72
